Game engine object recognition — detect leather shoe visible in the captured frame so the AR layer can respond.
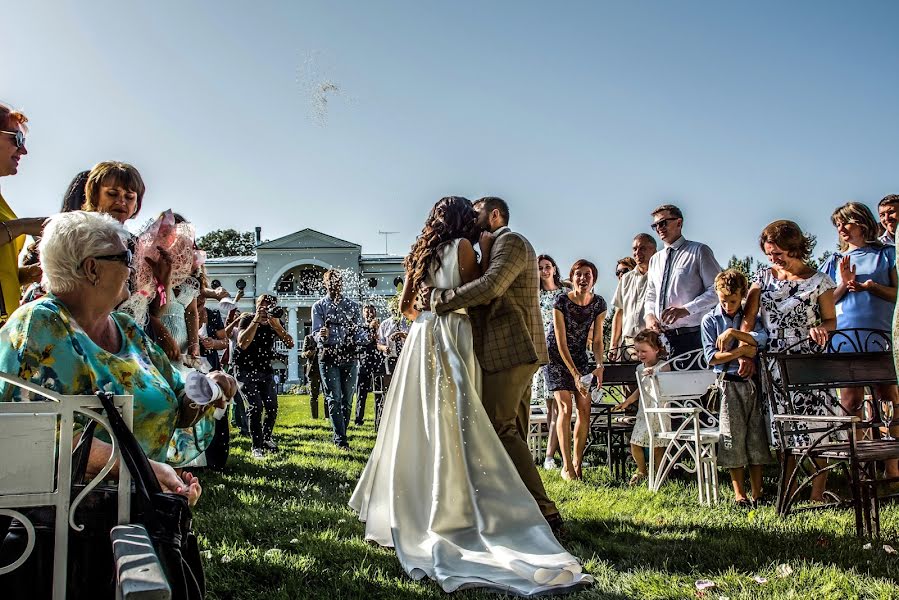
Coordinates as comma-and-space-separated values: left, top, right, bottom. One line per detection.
545, 512, 566, 541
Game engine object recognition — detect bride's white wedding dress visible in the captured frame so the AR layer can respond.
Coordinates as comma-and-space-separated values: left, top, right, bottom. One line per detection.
349, 239, 592, 595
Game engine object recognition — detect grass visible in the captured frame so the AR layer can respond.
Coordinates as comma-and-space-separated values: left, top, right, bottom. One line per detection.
194, 395, 899, 599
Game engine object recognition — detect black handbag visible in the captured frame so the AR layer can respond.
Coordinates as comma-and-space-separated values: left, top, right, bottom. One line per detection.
0, 392, 205, 600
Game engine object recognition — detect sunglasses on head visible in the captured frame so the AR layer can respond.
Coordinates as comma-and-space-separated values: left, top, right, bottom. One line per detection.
94, 250, 133, 266
0, 130, 25, 149
650, 217, 679, 231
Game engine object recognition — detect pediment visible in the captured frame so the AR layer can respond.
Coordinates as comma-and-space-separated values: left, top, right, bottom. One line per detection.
257, 228, 360, 250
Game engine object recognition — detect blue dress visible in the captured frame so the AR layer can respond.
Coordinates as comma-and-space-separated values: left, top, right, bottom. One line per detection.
821, 245, 896, 351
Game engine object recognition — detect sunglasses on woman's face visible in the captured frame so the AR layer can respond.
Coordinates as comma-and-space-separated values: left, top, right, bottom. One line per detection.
0, 130, 25, 148
94, 250, 134, 266
615, 269, 629, 278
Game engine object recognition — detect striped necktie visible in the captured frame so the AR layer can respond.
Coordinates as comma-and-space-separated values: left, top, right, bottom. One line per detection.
659, 246, 675, 313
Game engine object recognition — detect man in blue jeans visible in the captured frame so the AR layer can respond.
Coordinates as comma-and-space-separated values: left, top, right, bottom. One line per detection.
312, 270, 365, 449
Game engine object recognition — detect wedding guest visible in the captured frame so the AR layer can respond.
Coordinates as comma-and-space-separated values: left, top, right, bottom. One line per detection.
643, 204, 722, 359
820, 202, 898, 433
237, 294, 295, 458
224, 307, 249, 435
353, 304, 382, 426
743, 220, 837, 502
376, 301, 410, 429
0, 211, 235, 496
302, 333, 324, 419
701, 269, 774, 506
535, 254, 568, 470
615, 257, 637, 279
612, 329, 668, 486
60, 169, 90, 212
546, 259, 607, 480
197, 289, 231, 469
878, 194, 899, 246
312, 270, 365, 449
609, 233, 657, 360
0, 103, 47, 319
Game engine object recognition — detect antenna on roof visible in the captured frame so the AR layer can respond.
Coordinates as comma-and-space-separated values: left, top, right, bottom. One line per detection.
378, 230, 399, 255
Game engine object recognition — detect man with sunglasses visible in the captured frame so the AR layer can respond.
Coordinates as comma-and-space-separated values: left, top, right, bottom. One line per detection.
609, 233, 657, 361
643, 204, 721, 360
0, 103, 48, 321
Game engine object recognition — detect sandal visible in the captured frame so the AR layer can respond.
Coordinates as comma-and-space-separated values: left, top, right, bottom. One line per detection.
734, 498, 753, 508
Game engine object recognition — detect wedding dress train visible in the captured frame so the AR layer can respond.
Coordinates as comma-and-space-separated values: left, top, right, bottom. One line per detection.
349, 239, 592, 595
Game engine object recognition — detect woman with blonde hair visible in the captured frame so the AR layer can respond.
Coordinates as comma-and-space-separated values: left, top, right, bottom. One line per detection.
820, 203, 897, 477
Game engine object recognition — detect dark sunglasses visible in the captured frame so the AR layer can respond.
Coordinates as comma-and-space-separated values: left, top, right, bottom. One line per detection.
615, 269, 629, 277
650, 217, 679, 231
0, 130, 25, 149
94, 250, 133, 266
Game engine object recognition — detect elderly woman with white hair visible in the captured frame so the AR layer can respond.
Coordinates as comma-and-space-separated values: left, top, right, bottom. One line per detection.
0, 211, 236, 501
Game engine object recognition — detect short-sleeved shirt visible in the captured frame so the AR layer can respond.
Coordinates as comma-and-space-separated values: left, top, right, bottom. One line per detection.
752, 268, 836, 352
611, 269, 649, 339
546, 293, 608, 368
0, 295, 210, 464
700, 304, 769, 375
234, 314, 278, 376
821, 245, 896, 333
201, 307, 225, 371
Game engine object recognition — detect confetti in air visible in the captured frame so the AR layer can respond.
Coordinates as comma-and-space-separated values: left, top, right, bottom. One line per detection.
297, 51, 348, 126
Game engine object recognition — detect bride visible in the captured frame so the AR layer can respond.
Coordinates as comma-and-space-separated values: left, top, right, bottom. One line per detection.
349, 197, 592, 595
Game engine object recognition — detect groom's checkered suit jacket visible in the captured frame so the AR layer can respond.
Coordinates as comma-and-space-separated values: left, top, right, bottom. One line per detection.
433, 228, 549, 374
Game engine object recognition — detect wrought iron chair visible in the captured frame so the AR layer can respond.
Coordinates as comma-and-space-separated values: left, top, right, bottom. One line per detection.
641, 350, 720, 504
587, 343, 639, 480
762, 328, 899, 537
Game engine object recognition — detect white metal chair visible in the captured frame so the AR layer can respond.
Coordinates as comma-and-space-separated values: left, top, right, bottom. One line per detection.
0, 372, 133, 600
640, 350, 721, 505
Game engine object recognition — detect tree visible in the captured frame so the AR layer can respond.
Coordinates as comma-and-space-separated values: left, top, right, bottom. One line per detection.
196, 229, 257, 258
726, 255, 758, 278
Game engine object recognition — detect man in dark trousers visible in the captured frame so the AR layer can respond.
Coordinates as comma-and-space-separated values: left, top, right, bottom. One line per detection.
302, 332, 323, 418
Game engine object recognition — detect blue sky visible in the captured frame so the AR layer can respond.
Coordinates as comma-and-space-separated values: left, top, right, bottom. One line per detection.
2, 0, 897, 300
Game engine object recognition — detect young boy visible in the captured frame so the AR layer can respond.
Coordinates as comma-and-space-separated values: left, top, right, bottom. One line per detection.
701, 269, 774, 507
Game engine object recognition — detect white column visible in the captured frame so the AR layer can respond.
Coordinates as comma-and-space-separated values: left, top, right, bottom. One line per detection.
287, 306, 300, 382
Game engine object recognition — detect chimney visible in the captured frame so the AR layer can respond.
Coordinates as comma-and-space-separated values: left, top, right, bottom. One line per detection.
255, 226, 262, 245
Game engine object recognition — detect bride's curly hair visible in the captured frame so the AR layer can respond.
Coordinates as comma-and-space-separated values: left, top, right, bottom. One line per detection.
404, 196, 478, 290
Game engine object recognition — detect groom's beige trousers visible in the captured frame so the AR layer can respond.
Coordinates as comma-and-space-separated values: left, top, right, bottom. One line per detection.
482, 363, 559, 518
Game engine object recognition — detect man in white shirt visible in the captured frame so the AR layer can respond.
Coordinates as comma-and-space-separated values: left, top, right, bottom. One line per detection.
643, 204, 722, 359
877, 194, 898, 246
609, 233, 657, 360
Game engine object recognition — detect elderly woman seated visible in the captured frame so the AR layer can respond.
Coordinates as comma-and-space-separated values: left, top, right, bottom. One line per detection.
0, 211, 236, 503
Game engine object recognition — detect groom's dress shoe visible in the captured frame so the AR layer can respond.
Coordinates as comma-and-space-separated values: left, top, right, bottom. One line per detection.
545, 512, 566, 541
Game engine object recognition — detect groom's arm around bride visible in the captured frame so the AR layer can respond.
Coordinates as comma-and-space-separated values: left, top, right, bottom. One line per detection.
428, 197, 562, 530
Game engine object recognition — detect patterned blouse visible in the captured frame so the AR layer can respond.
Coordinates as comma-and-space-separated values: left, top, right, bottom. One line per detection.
539, 287, 566, 333
0, 295, 213, 464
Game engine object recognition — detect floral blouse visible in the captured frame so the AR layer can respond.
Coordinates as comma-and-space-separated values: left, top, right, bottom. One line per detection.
539, 287, 566, 334
752, 268, 836, 352
0, 295, 213, 464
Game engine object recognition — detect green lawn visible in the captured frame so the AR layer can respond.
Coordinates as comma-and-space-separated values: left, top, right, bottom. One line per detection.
194, 395, 899, 599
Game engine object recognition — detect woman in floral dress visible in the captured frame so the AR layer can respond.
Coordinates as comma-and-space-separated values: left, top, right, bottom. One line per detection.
743, 220, 836, 502
534, 254, 569, 469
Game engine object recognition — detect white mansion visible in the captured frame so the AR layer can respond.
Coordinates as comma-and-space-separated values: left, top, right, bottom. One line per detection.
205, 228, 404, 384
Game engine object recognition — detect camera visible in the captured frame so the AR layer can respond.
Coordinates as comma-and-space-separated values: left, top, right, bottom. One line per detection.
270, 306, 285, 319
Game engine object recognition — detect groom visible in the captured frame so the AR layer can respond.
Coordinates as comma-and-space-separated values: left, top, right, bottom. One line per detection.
427, 196, 564, 536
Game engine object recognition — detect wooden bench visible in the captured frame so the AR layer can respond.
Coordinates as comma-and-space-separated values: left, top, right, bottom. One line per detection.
762, 329, 899, 537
